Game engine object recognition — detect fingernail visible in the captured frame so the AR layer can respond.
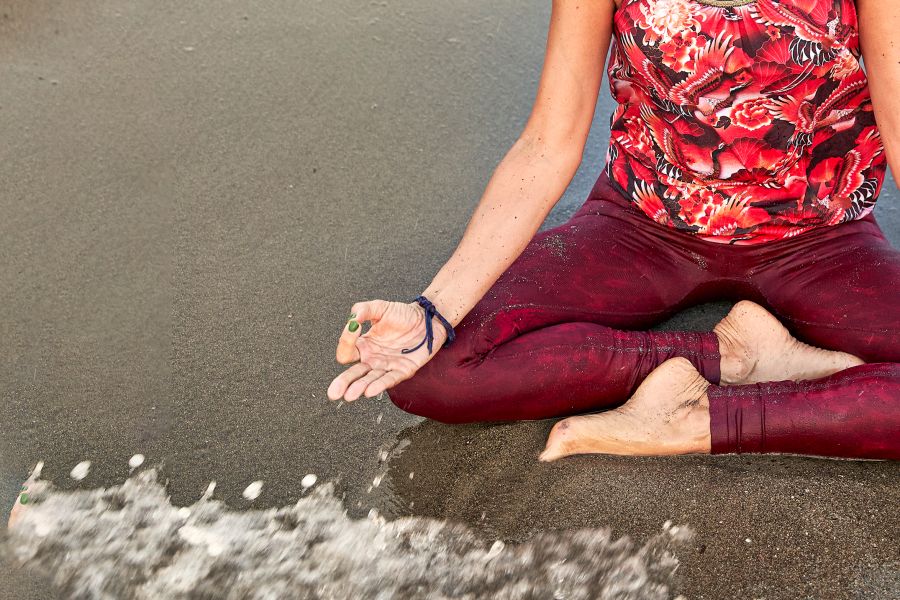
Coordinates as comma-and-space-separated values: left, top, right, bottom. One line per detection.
348, 320, 359, 332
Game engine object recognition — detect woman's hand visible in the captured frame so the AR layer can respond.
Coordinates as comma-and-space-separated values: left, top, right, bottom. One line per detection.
326, 299, 449, 402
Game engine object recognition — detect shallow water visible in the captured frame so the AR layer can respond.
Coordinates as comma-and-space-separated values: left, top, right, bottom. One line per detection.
3, 469, 691, 599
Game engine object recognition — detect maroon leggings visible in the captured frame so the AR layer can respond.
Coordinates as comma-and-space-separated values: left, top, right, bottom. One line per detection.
387, 172, 900, 460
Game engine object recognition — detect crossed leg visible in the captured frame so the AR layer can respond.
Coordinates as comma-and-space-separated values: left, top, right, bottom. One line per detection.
752, 212, 900, 363
387, 192, 861, 425
709, 212, 900, 458
388, 195, 723, 423
542, 214, 900, 461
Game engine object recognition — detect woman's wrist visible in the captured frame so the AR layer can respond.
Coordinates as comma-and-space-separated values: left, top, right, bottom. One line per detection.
409, 295, 453, 351
417, 287, 468, 329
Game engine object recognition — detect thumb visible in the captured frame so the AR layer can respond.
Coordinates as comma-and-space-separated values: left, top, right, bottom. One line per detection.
335, 300, 391, 364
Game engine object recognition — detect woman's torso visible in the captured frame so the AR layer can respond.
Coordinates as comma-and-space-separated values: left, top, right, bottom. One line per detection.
603, 0, 886, 244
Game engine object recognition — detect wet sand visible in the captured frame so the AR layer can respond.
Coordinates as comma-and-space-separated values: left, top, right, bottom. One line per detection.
1, 1, 898, 598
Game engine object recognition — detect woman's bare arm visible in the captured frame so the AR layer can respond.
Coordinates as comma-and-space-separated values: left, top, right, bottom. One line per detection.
419, 0, 616, 328
858, 0, 900, 187
328, 1, 616, 401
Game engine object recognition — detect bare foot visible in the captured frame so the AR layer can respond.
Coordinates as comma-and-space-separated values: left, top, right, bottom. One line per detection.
714, 300, 864, 385
539, 357, 711, 461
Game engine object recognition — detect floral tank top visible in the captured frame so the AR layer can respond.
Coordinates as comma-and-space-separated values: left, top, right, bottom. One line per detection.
603, 0, 886, 244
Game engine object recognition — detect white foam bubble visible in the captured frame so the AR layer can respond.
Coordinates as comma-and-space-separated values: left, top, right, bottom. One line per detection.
484, 540, 505, 561
5, 470, 692, 599
201, 481, 217, 500
242, 481, 264, 500
70, 461, 91, 481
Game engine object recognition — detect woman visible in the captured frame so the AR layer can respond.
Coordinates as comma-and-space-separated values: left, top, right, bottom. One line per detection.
327, 0, 899, 461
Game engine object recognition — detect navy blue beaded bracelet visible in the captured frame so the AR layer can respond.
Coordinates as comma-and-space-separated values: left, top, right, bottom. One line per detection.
400, 295, 456, 355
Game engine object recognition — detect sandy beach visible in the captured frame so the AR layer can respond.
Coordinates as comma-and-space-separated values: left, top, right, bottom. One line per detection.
1, 0, 898, 597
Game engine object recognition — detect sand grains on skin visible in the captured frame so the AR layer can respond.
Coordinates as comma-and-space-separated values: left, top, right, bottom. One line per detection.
714, 300, 865, 385
541, 357, 712, 461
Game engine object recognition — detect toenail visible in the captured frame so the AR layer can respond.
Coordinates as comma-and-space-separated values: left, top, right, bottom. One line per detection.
20, 493, 29, 505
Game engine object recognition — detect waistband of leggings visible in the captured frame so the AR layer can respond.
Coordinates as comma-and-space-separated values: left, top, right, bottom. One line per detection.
580, 170, 887, 248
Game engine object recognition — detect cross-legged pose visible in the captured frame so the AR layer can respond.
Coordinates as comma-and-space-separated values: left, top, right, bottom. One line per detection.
327, 0, 900, 461
7, 1, 900, 534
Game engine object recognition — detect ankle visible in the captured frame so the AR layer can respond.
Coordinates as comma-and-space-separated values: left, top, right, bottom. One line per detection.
682, 390, 712, 452
714, 326, 753, 385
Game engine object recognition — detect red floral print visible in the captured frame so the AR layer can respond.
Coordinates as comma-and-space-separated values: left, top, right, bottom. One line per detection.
731, 98, 774, 131
659, 31, 702, 72
604, 0, 887, 244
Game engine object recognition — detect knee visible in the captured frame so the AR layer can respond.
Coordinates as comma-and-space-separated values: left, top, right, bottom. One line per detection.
387, 383, 478, 424
387, 366, 483, 425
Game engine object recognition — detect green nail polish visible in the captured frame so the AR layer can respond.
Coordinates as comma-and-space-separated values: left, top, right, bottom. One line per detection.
20, 493, 29, 505
348, 320, 359, 332
349, 312, 356, 319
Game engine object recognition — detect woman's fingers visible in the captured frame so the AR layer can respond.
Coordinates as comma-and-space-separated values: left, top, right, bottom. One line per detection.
335, 316, 363, 364
344, 368, 387, 401
327, 364, 410, 402
363, 370, 408, 398
350, 299, 391, 324
326, 362, 373, 401
331, 300, 418, 400
335, 300, 392, 364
